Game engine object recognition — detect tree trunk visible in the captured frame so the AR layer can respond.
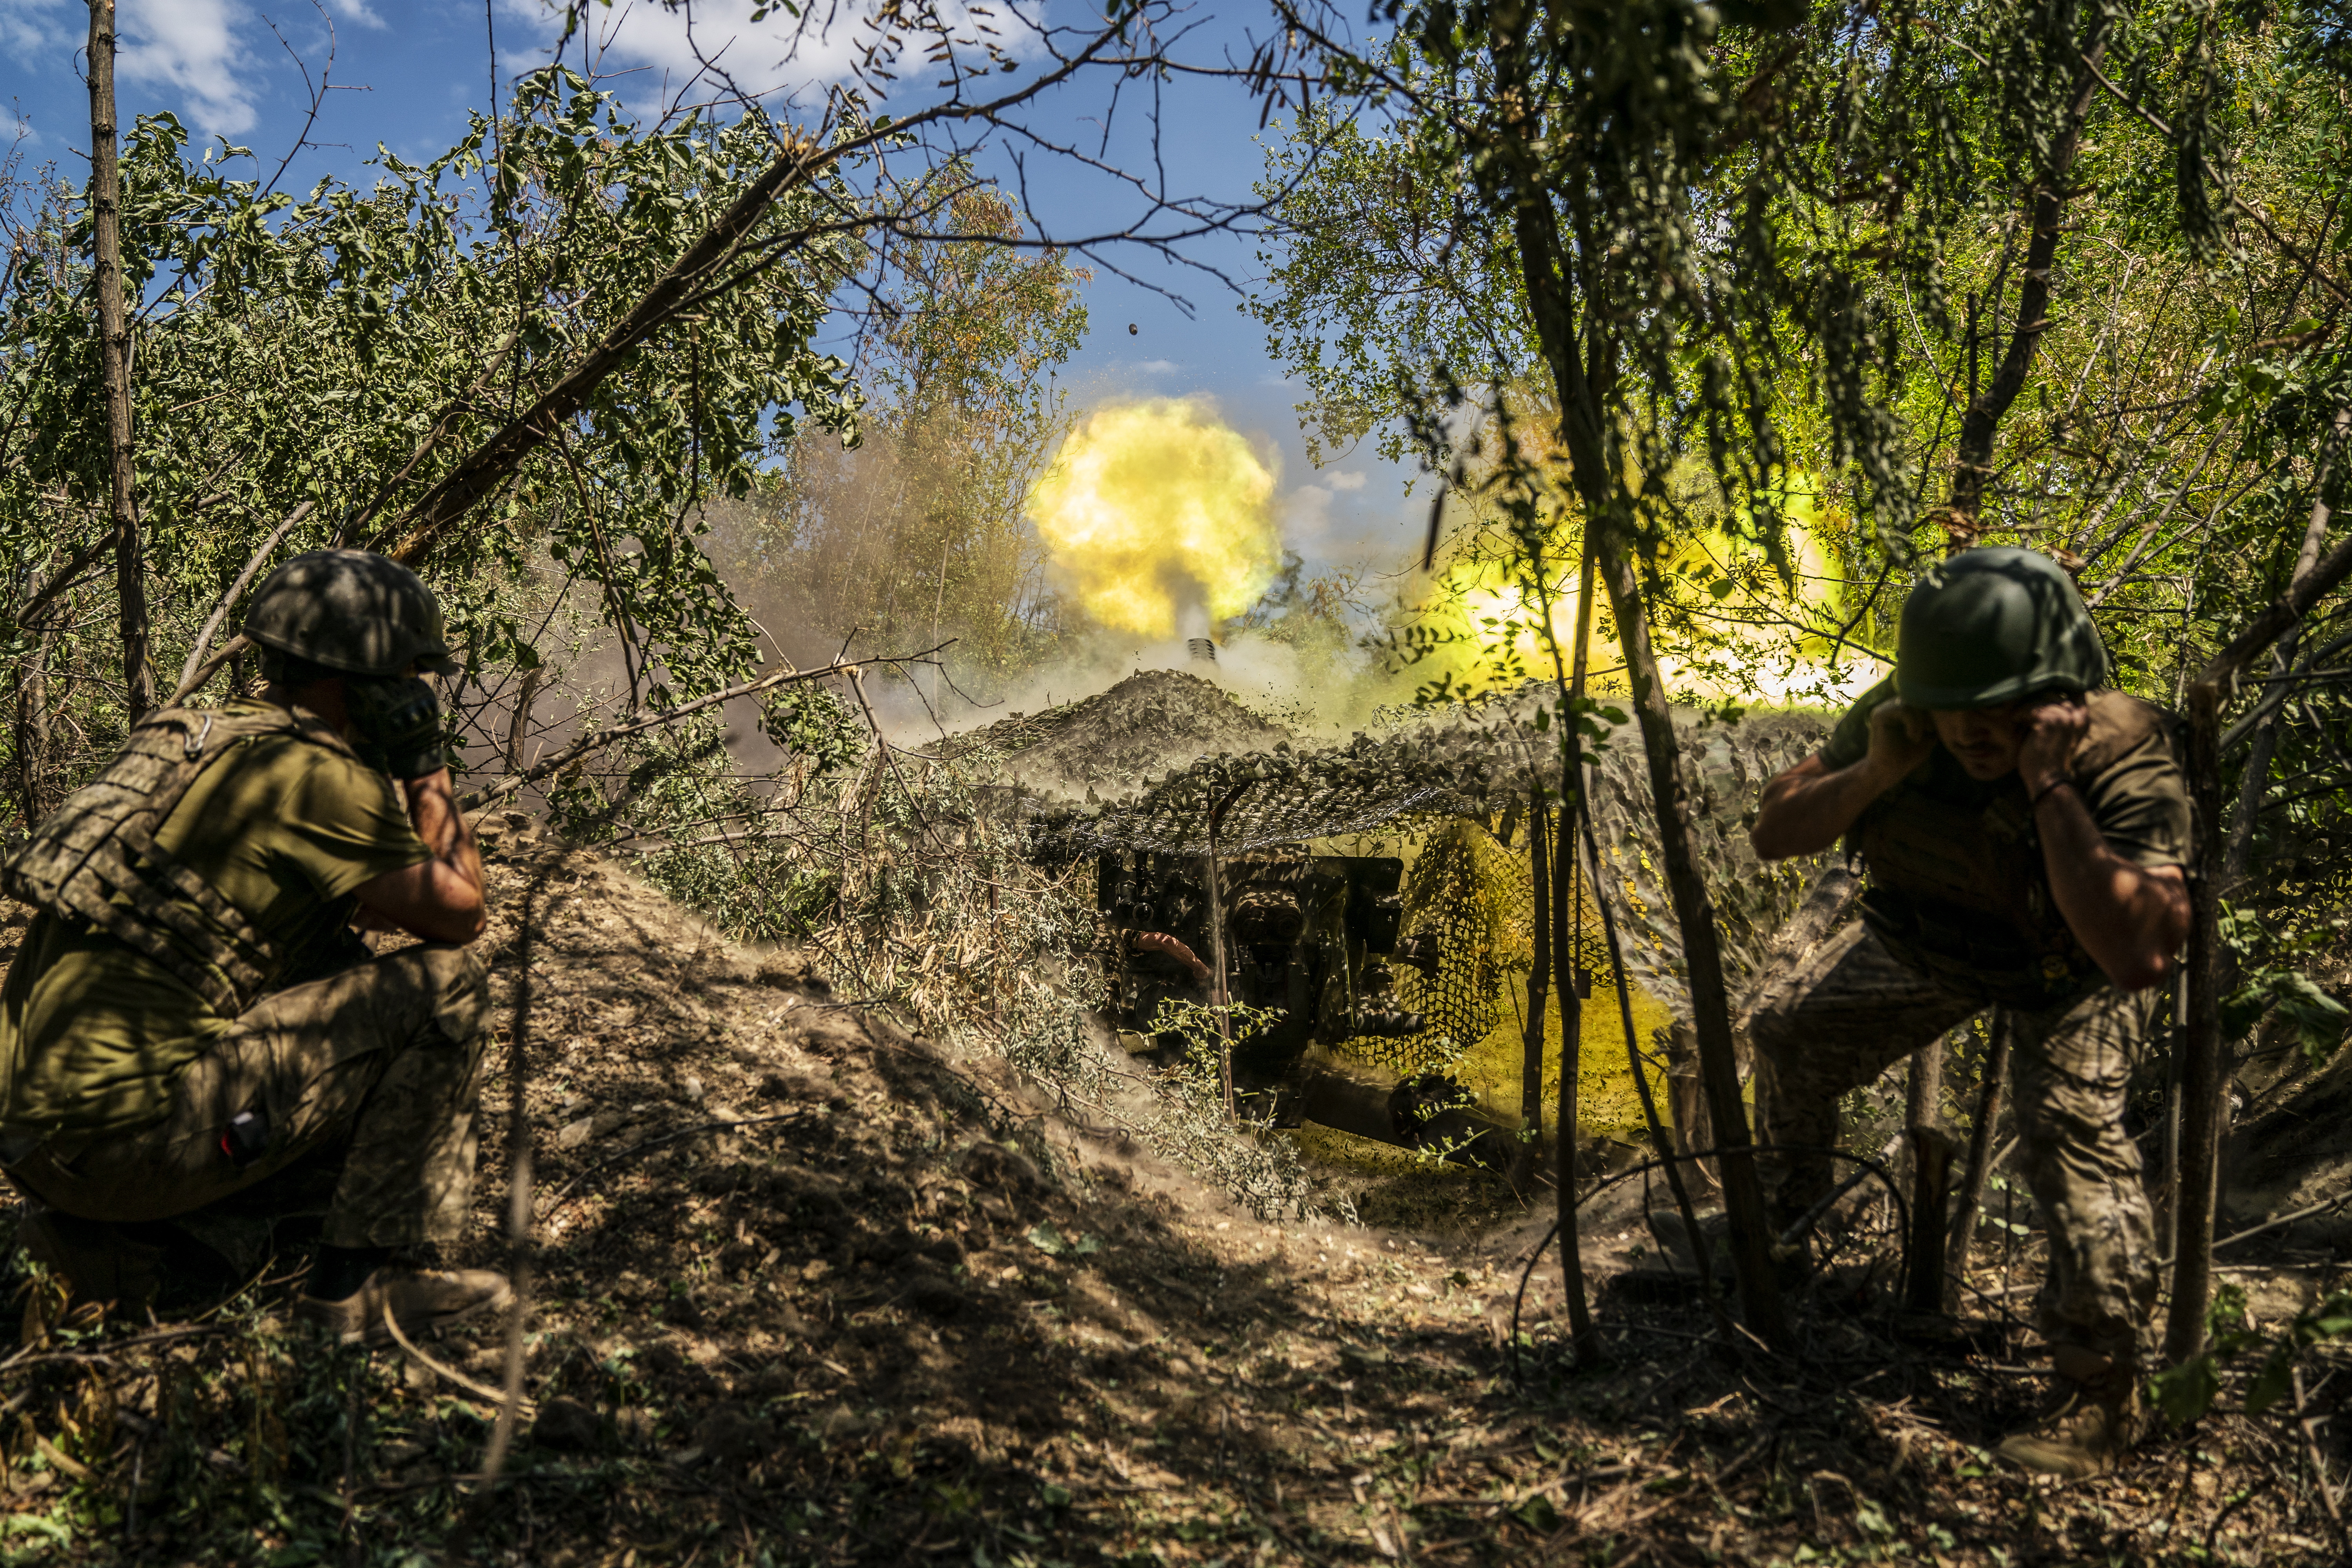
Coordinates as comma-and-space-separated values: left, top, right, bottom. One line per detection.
1900, 22, 2109, 1206
2167, 407, 2350, 1359
1944, 1014, 2011, 1312
87, 0, 154, 722
1906, 1040, 1944, 1135
1662, 1020, 1711, 1187
1590, 540, 1788, 1345
1503, 187, 1786, 1342
2223, 644, 2289, 895
506, 664, 544, 775
1555, 543, 1598, 1362
2220, 407, 2347, 922
1515, 801, 1551, 1190
12, 627, 53, 826
1552, 802, 1596, 1363
2166, 680, 2227, 1364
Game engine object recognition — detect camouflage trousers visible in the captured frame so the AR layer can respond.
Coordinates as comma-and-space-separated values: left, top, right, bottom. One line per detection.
1749, 922, 2161, 1369
11, 945, 489, 1250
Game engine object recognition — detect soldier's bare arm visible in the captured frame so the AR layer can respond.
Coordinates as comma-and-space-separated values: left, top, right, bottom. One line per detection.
1750, 699, 1937, 859
2018, 700, 2190, 991
352, 769, 486, 944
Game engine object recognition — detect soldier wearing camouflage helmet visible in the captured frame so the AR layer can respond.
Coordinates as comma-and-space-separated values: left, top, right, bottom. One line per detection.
0, 550, 507, 1343
1746, 546, 2191, 1477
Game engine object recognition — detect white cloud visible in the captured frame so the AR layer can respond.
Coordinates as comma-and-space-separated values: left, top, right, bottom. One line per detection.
118, 0, 258, 137
1135, 358, 1178, 375
497, 0, 1044, 109
0, 0, 78, 56
323, 0, 387, 32
1325, 469, 1367, 492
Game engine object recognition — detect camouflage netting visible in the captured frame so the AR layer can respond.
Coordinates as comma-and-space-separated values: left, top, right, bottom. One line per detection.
1016, 682, 1840, 1025
1584, 710, 1842, 1020
930, 670, 1298, 804
1353, 821, 1507, 1074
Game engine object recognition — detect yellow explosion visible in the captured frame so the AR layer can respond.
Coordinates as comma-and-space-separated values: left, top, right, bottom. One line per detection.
1428, 474, 1883, 705
1029, 399, 1285, 638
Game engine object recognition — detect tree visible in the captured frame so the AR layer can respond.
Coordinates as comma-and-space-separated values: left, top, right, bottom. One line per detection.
1252, 0, 2352, 1344
722, 179, 1091, 694
0, 76, 869, 822
3, 0, 1293, 820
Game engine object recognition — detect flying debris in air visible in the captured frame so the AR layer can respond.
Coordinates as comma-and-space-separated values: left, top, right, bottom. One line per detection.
1128, 323, 1138, 335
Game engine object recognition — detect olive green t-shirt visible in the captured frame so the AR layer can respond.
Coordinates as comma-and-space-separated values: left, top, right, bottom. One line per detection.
0, 702, 430, 1135
1820, 677, 2193, 870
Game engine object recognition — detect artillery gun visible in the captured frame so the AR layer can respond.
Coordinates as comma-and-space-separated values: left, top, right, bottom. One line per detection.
949, 669, 1844, 1160
1095, 846, 1421, 1076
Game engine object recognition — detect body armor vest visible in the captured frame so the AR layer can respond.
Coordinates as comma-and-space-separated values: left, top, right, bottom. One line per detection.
2, 705, 355, 1016
1850, 692, 2178, 1008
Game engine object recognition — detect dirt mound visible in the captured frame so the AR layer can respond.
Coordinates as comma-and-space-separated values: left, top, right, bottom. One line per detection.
937, 667, 1296, 800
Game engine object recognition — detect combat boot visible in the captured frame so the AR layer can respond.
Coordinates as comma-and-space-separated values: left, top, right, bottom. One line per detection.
1996, 1348, 2144, 1479
298, 1266, 513, 1346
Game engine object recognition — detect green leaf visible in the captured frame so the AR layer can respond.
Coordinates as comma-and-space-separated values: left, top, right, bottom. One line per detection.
1025, 1224, 1068, 1257
1510, 1494, 1562, 1533
2245, 1349, 2296, 1416
2151, 1356, 2221, 1425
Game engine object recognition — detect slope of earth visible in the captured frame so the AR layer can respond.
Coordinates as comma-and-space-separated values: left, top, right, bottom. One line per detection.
2, 820, 2345, 1566
933, 668, 1298, 802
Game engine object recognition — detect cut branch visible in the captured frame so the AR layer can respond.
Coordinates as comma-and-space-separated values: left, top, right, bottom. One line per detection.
2074, 49, 2352, 309
376, 32, 1122, 570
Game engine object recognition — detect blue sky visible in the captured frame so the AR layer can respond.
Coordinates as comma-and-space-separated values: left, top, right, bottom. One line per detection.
0, 0, 1426, 589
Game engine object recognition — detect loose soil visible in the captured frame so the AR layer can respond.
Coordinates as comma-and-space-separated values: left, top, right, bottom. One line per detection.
2, 820, 2348, 1565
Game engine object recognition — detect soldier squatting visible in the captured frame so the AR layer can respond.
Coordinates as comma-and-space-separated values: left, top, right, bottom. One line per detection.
1, 550, 507, 1344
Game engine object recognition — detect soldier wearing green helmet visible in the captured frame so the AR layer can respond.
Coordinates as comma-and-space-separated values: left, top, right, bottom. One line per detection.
0, 550, 509, 1345
1747, 546, 2192, 1478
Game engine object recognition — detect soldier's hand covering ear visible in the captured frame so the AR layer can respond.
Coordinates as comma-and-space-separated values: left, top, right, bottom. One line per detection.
346, 676, 448, 780
2015, 694, 2091, 793
1865, 695, 1937, 780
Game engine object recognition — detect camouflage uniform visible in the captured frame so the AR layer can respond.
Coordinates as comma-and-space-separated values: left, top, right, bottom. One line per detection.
9, 944, 488, 1251
1749, 678, 2189, 1374
1750, 921, 2160, 1367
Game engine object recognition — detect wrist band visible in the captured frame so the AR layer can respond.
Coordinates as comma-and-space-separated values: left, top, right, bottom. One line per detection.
2030, 775, 2076, 810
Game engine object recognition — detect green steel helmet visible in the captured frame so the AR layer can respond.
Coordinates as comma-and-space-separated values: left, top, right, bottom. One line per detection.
1893, 546, 2109, 709
241, 550, 460, 678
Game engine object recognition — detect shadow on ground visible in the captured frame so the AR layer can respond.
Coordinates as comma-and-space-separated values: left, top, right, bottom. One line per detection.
1, 820, 2345, 1566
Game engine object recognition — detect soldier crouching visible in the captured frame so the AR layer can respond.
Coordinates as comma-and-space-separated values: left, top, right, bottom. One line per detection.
0, 549, 508, 1344
1747, 546, 2191, 1478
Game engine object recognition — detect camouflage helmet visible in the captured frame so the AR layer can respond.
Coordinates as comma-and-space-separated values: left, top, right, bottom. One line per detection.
242, 550, 460, 678
1894, 547, 2108, 709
